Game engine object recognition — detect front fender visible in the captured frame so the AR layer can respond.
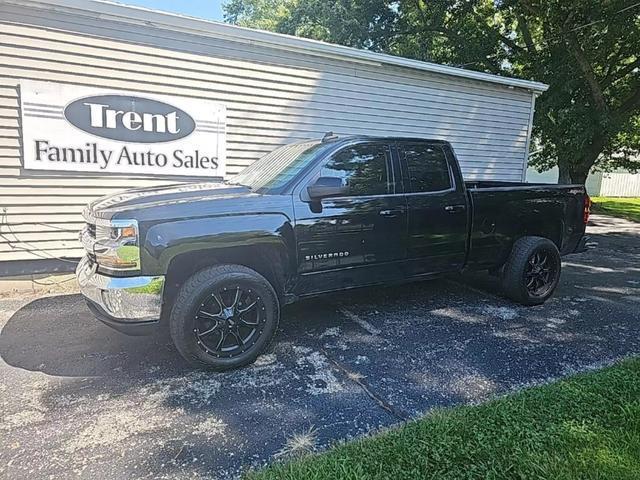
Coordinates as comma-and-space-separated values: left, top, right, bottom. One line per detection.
140, 213, 295, 276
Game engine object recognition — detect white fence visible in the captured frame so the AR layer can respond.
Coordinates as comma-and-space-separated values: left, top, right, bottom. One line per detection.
526, 167, 640, 197
599, 172, 640, 197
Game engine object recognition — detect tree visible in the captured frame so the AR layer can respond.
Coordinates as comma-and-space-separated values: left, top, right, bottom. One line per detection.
223, 0, 297, 33
224, 0, 395, 49
224, 0, 640, 184
506, 1, 640, 184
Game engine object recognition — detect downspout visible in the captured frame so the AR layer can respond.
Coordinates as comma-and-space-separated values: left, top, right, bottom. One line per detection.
522, 91, 537, 182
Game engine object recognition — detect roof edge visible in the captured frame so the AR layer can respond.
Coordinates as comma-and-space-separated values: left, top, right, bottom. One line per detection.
3, 0, 549, 93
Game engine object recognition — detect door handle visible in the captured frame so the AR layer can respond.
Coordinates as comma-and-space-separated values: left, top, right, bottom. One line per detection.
379, 208, 405, 217
444, 204, 466, 213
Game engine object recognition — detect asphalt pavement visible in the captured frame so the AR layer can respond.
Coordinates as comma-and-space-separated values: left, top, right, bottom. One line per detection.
1, 214, 639, 479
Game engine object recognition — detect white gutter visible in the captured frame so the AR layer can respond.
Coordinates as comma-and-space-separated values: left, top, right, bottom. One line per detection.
3, 0, 549, 93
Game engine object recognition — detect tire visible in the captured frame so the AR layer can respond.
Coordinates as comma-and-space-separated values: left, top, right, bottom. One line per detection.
169, 264, 280, 370
500, 236, 561, 306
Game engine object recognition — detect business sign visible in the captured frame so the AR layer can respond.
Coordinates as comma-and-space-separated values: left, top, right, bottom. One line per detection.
20, 80, 226, 177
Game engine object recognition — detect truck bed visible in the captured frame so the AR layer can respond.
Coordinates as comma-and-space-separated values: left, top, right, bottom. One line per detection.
465, 180, 582, 190
464, 181, 588, 270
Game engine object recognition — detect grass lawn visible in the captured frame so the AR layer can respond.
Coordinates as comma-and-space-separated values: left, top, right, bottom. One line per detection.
248, 358, 640, 480
591, 197, 640, 222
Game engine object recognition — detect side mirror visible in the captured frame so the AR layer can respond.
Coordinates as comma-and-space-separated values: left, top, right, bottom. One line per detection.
307, 177, 349, 200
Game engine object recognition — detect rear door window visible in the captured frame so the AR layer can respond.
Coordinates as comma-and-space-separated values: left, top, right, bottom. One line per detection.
401, 143, 452, 193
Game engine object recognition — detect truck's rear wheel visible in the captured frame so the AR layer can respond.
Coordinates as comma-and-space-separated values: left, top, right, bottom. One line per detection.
501, 236, 561, 306
169, 264, 279, 370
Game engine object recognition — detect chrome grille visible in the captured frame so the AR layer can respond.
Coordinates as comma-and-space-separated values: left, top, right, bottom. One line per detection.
80, 222, 97, 262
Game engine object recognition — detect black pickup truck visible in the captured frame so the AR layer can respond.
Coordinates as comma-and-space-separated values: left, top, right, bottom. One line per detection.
77, 135, 590, 369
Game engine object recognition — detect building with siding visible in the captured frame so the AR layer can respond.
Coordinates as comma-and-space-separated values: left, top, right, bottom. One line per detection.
0, 0, 547, 276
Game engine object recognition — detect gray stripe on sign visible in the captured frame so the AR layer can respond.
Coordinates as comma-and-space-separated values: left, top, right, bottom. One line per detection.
23, 101, 64, 109
24, 113, 64, 120
23, 107, 62, 115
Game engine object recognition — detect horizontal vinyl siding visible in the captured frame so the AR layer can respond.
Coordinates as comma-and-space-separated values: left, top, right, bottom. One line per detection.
0, 8, 534, 264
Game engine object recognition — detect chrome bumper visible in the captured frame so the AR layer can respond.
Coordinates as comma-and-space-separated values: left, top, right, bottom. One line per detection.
76, 256, 165, 322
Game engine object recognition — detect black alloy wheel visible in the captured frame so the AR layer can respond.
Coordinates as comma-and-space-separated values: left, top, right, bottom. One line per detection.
169, 264, 280, 370
194, 285, 266, 358
501, 236, 562, 306
524, 250, 559, 298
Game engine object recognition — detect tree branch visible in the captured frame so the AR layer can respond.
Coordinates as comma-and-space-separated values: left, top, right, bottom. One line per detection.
565, 32, 608, 112
518, 0, 539, 18
495, 31, 525, 53
468, 6, 525, 54
616, 82, 640, 117
603, 58, 640, 89
604, 43, 626, 79
516, 14, 536, 53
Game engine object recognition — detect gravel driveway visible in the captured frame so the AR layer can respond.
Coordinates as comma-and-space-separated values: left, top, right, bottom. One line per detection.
1, 214, 639, 479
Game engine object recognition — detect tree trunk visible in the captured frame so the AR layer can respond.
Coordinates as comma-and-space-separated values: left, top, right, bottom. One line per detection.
557, 161, 572, 184
570, 168, 589, 185
557, 161, 589, 185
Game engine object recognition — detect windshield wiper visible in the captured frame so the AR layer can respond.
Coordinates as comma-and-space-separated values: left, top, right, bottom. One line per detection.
226, 180, 251, 189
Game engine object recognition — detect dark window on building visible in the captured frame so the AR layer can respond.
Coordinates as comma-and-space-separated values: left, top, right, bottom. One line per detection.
402, 143, 452, 193
321, 143, 390, 196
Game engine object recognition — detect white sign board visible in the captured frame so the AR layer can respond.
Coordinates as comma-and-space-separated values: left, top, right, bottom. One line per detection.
20, 80, 226, 177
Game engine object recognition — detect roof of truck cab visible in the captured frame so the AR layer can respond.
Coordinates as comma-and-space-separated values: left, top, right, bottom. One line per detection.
321, 136, 452, 145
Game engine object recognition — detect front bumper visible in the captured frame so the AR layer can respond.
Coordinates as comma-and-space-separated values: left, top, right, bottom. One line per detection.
76, 256, 165, 335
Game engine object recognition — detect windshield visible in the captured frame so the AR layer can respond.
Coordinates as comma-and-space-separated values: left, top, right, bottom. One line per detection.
230, 140, 329, 193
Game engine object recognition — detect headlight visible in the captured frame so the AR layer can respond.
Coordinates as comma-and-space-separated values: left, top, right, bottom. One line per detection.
93, 219, 140, 272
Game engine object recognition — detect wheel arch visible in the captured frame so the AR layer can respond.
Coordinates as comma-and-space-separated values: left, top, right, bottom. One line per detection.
491, 221, 564, 274
142, 214, 295, 322
160, 243, 290, 323
521, 219, 564, 249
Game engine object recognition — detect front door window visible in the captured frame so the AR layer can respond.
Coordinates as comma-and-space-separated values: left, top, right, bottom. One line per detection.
320, 143, 392, 196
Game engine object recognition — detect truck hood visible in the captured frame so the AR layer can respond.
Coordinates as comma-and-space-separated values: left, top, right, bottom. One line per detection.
88, 181, 255, 218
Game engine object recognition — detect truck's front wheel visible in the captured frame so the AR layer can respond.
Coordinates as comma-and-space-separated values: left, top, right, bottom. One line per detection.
169, 264, 280, 370
501, 236, 561, 306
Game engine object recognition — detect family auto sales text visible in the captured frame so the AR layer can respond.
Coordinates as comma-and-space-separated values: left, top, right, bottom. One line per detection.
33, 140, 219, 170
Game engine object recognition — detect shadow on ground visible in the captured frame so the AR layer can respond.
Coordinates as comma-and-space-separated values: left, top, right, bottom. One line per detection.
1, 214, 638, 479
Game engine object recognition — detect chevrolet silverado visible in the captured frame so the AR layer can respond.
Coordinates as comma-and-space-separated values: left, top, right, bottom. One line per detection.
77, 135, 590, 369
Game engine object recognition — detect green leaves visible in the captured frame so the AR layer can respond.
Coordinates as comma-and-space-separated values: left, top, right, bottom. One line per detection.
223, 0, 396, 50
516, 0, 640, 182
223, 0, 640, 184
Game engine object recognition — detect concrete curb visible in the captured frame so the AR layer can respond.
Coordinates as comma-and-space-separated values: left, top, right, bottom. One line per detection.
0, 273, 79, 297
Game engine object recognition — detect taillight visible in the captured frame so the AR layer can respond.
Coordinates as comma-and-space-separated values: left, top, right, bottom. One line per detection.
583, 195, 591, 225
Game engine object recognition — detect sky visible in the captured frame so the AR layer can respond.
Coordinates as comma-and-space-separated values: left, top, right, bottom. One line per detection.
120, 0, 225, 22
